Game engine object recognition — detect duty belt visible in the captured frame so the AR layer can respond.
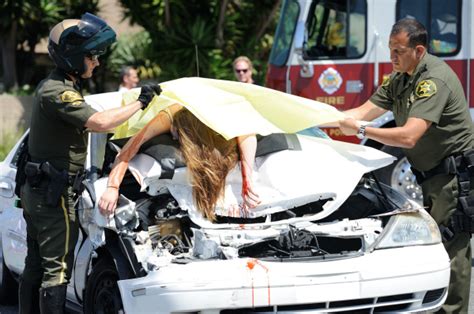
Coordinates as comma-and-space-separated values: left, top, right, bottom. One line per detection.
411, 152, 467, 185
28, 158, 84, 187
412, 149, 474, 240
24, 161, 85, 206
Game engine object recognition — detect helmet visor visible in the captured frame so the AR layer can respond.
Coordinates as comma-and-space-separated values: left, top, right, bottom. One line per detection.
75, 13, 107, 38
76, 13, 116, 56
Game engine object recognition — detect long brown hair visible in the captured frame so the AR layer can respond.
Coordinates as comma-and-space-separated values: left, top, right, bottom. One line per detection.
173, 109, 239, 221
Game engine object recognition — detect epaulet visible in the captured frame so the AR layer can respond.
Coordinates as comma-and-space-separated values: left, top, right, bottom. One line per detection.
59, 90, 84, 106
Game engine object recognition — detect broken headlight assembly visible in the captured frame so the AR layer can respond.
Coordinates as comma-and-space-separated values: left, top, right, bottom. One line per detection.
374, 210, 441, 249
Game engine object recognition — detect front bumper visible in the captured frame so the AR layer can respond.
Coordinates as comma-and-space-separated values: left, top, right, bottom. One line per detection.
118, 244, 449, 313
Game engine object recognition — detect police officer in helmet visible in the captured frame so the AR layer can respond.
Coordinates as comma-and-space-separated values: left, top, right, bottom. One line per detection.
19, 13, 161, 313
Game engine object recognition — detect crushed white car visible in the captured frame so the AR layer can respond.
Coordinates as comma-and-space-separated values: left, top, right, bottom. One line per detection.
0, 87, 450, 313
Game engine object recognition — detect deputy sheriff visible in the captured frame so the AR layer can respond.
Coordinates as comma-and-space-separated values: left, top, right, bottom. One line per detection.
19, 13, 161, 313
339, 18, 473, 313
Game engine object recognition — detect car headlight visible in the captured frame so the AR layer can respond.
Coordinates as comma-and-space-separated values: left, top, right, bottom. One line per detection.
375, 210, 441, 249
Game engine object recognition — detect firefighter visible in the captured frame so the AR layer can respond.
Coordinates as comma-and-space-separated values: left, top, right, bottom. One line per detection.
18, 13, 161, 313
339, 18, 472, 313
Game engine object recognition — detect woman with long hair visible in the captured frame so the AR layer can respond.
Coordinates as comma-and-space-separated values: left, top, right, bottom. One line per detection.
98, 104, 260, 221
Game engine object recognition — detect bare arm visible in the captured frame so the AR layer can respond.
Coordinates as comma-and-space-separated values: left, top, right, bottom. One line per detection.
98, 104, 182, 215
85, 100, 144, 132
237, 134, 260, 209
318, 100, 387, 128
339, 116, 431, 148
344, 100, 387, 121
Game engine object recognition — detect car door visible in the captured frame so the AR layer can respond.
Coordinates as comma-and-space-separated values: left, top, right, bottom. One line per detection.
0, 132, 28, 275
291, 0, 374, 143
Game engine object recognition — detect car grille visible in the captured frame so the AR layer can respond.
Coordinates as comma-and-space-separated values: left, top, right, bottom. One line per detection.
422, 288, 446, 304
220, 288, 446, 313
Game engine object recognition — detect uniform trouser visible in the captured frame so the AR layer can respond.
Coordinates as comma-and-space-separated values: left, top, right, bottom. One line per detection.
422, 174, 471, 314
18, 180, 79, 314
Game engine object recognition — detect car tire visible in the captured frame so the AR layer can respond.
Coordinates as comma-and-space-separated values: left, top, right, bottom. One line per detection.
0, 250, 18, 305
84, 257, 123, 314
374, 145, 423, 204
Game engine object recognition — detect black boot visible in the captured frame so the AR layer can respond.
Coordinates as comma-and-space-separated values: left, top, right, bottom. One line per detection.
19, 277, 41, 314
39, 285, 67, 314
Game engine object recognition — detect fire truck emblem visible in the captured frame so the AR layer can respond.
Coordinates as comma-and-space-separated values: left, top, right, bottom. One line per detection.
318, 67, 343, 95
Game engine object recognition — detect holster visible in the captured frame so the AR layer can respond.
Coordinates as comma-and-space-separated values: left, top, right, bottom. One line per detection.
24, 162, 43, 187
447, 150, 474, 236
25, 161, 68, 207
42, 162, 68, 207
413, 149, 474, 238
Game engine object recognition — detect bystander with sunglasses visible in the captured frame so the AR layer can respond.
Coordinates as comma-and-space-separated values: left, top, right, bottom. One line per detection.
233, 56, 255, 84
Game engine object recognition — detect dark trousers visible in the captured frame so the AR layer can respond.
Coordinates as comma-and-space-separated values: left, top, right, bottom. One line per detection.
19, 181, 79, 313
422, 174, 471, 313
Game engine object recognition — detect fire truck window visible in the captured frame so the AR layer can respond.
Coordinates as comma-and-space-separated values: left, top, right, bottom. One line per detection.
397, 0, 429, 27
430, 0, 458, 55
397, 0, 460, 56
304, 0, 367, 60
269, 0, 300, 66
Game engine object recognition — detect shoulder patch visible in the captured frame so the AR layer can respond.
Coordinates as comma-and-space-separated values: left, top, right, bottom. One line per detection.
381, 75, 391, 87
415, 80, 437, 99
60, 90, 84, 106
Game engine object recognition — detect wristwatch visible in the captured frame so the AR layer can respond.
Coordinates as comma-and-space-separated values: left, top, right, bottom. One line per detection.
356, 125, 366, 139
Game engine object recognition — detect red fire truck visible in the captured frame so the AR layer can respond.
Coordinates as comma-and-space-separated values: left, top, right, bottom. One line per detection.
266, 0, 472, 202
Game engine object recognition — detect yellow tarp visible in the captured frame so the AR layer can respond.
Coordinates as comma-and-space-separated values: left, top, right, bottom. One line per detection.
113, 77, 345, 140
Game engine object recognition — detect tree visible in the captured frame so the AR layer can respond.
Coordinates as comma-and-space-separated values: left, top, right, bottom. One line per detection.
0, 0, 100, 92
117, 0, 281, 83
0, 0, 22, 90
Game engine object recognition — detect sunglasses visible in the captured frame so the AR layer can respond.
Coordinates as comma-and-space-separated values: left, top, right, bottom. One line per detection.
235, 68, 248, 74
86, 54, 99, 62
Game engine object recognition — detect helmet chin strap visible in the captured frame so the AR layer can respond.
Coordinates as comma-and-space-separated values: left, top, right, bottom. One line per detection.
63, 70, 84, 92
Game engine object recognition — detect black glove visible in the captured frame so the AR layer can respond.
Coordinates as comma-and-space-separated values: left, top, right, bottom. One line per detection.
138, 84, 162, 109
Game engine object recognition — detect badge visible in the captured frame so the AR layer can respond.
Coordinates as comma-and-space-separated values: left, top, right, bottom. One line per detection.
381, 75, 391, 87
318, 67, 343, 95
60, 90, 84, 106
415, 80, 437, 99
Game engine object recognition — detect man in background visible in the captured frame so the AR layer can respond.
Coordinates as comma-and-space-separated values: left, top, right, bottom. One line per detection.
118, 66, 139, 91
233, 56, 255, 84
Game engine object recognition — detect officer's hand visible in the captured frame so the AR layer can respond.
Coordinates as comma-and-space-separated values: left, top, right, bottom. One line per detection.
339, 117, 360, 136
98, 187, 119, 217
138, 84, 162, 110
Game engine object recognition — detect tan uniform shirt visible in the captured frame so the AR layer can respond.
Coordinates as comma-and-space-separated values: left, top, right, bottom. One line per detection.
28, 69, 97, 175
370, 53, 474, 171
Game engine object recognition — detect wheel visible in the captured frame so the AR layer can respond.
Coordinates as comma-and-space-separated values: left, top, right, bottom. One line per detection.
84, 258, 123, 314
374, 145, 423, 204
0, 246, 19, 304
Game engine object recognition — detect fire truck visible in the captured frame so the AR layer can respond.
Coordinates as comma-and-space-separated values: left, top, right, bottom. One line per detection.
266, 0, 472, 203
